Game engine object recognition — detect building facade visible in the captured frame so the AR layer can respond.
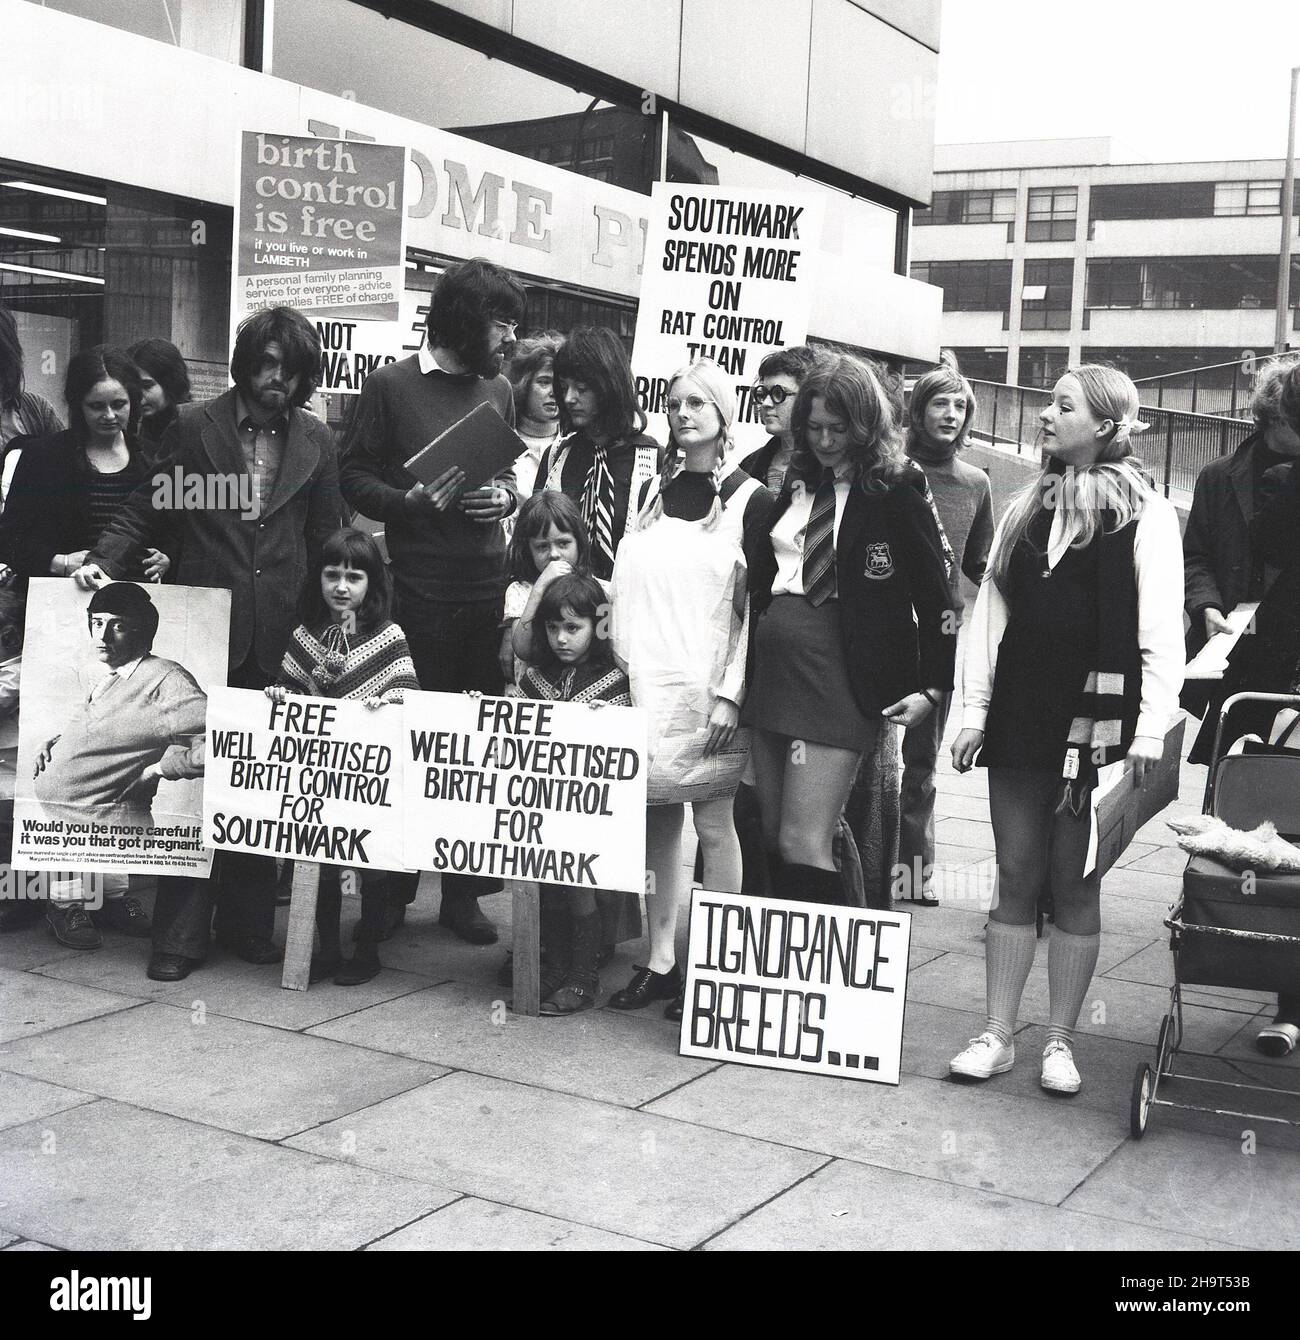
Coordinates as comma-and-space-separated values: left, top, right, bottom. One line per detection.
2, 0, 943, 422
911, 137, 1300, 401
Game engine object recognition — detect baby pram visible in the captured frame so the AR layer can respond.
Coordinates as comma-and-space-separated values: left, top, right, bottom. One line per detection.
1130, 692, 1300, 1138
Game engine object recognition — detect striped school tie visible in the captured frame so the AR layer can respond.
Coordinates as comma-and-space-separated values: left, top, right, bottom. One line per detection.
583, 444, 617, 576
801, 469, 837, 607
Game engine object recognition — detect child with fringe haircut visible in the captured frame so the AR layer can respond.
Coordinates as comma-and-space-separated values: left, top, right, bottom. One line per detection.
267, 527, 418, 985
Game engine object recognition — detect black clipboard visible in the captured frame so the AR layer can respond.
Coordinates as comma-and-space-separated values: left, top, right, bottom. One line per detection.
403, 401, 524, 491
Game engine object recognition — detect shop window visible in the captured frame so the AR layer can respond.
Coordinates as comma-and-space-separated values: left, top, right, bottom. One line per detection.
1213, 181, 1282, 216
1026, 187, 1077, 241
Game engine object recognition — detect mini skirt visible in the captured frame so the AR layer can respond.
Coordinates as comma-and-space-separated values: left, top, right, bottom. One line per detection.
743, 595, 874, 751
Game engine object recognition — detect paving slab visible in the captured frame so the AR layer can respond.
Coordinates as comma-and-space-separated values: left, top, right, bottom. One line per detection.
1098, 890, 1177, 939
367, 1197, 668, 1251
933, 842, 994, 869
3, 1240, 58, 1250
905, 906, 990, 956
0, 927, 82, 973
934, 817, 1001, 850
1101, 940, 1272, 1007
0, 968, 139, 1045
0, 1231, 16, 1248
31, 941, 261, 1003
705, 1156, 1240, 1251
0, 1099, 457, 1251
932, 792, 993, 822
0, 1001, 445, 1140
285, 1070, 824, 1249
0, 1073, 93, 1133
1063, 1127, 1300, 1249
307, 981, 719, 1108
1121, 845, 1197, 878
906, 951, 1259, 1048
644, 1063, 1128, 1204
1096, 867, 1184, 904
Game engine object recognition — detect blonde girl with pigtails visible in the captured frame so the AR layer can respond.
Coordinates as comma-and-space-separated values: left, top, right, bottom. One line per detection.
949, 365, 1184, 1095
608, 359, 775, 1020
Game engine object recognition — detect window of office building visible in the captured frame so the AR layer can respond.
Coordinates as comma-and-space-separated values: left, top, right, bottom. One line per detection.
1026, 187, 1077, 241
910, 260, 1013, 311
1089, 181, 1216, 222
913, 188, 1015, 227
1086, 256, 1298, 310
20, 0, 244, 62
940, 347, 1008, 383
1018, 347, 1069, 389
1020, 259, 1073, 330
0, 161, 232, 410
1214, 181, 1282, 216
271, 0, 664, 196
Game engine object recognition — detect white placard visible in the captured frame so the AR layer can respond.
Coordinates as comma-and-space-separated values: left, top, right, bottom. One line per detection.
630, 183, 825, 459
203, 687, 405, 870
402, 691, 648, 895
679, 889, 912, 1085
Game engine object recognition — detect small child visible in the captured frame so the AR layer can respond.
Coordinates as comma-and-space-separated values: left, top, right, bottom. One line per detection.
501, 490, 605, 690
518, 571, 631, 1015
267, 527, 418, 985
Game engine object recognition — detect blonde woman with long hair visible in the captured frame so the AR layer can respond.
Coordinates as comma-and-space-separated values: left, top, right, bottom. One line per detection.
949, 365, 1184, 1094
609, 359, 774, 1019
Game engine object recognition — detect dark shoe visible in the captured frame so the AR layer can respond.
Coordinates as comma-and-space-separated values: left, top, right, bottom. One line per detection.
309, 952, 342, 984
335, 943, 382, 986
146, 951, 202, 982
539, 975, 598, 1015
608, 963, 681, 1011
664, 986, 686, 1023
93, 895, 153, 938
217, 934, 281, 965
0, 898, 44, 932
439, 899, 499, 945
1255, 1021, 1299, 1057
46, 903, 101, 950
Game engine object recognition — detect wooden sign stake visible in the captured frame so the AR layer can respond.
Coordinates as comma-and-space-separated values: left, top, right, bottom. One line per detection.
281, 860, 320, 991
510, 879, 541, 1015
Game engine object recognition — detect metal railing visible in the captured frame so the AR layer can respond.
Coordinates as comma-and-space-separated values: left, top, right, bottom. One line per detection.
1132, 351, 1300, 418
969, 379, 1256, 499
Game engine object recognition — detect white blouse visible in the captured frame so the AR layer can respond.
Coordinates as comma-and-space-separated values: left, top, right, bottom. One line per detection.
770, 466, 854, 599
960, 495, 1185, 742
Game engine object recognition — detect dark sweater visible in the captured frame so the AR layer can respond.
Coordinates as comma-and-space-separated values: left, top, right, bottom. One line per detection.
339, 354, 518, 603
636, 468, 775, 576
905, 449, 993, 622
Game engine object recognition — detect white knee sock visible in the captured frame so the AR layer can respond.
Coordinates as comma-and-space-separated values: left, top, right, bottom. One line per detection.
1046, 927, 1100, 1048
985, 920, 1038, 1046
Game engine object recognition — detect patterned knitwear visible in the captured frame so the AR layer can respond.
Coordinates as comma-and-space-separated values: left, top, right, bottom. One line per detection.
278, 619, 420, 702
519, 660, 631, 706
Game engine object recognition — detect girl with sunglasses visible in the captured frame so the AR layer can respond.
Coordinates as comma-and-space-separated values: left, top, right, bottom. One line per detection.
740, 346, 823, 493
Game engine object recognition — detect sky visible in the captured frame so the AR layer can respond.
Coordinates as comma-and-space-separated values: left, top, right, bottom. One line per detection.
935, 0, 1300, 162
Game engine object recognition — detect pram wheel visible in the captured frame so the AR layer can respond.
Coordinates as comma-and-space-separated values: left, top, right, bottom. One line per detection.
1130, 1063, 1153, 1138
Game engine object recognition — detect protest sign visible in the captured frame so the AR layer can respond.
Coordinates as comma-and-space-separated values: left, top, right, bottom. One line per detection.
231, 131, 409, 393
679, 890, 912, 1084
630, 183, 824, 457
203, 687, 405, 871
402, 691, 648, 896
13, 580, 229, 877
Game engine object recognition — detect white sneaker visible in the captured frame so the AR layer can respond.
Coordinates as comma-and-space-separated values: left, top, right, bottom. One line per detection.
949, 1031, 1014, 1079
1040, 1039, 1081, 1093
1255, 1022, 1300, 1058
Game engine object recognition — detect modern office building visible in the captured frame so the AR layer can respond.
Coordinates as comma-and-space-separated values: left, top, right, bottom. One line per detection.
910, 137, 1300, 398
1, 0, 943, 423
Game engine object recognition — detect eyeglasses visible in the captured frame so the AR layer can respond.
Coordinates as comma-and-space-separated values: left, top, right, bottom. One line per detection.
490, 318, 519, 339
752, 384, 792, 406
666, 395, 710, 415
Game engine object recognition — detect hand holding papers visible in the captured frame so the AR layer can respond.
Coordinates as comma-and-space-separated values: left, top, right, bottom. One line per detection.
1185, 602, 1260, 681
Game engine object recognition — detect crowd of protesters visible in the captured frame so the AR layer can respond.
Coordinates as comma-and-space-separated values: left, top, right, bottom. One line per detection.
2, 256, 1299, 1088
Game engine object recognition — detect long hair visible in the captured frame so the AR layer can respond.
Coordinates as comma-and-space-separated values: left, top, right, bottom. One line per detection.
505, 489, 592, 583
907, 366, 977, 451
636, 358, 733, 529
1250, 356, 1300, 433
64, 346, 144, 441
533, 571, 616, 675
128, 338, 192, 409
506, 332, 563, 421
229, 307, 319, 406
0, 303, 24, 411
306, 527, 393, 632
553, 326, 642, 442
427, 257, 527, 364
788, 353, 906, 494
986, 364, 1156, 593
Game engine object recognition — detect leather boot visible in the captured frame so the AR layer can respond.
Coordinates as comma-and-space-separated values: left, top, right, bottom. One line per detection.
540, 911, 600, 1015
774, 863, 842, 906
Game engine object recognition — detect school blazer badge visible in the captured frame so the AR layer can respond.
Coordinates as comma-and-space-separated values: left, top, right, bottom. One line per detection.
863, 541, 894, 580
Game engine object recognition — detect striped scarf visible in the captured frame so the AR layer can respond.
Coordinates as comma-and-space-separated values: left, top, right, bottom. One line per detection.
279, 620, 420, 703
519, 661, 631, 706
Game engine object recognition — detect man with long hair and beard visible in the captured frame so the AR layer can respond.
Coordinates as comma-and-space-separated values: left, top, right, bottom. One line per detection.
341, 257, 526, 946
